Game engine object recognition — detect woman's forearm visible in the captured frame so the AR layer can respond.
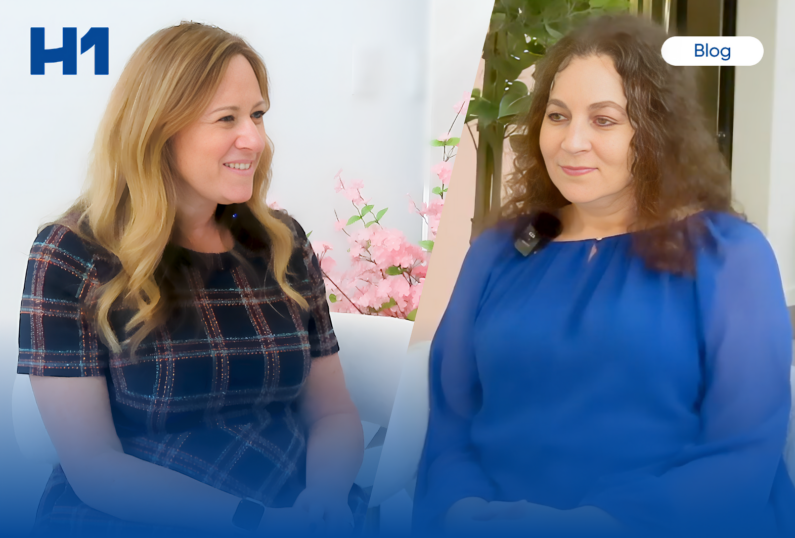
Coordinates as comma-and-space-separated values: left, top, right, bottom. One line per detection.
303, 411, 364, 498
68, 449, 244, 535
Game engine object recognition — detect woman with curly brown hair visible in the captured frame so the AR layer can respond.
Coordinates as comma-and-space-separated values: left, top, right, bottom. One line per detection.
414, 14, 795, 538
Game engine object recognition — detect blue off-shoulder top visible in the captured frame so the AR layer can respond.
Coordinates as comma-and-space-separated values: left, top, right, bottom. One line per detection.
413, 211, 795, 537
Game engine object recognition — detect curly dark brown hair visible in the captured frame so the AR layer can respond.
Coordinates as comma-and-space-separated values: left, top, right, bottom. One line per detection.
502, 14, 739, 274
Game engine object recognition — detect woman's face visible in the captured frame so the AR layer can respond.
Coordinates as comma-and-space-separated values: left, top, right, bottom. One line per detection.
539, 54, 636, 210
171, 54, 267, 210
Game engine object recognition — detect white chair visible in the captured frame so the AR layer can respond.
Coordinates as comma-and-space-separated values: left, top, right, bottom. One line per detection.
329, 312, 414, 491
369, 341, 431, 534
786, 366, 795, 484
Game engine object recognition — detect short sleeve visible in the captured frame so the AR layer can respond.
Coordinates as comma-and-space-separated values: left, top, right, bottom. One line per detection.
289, 217, 339, 359
17, 225, 109, 377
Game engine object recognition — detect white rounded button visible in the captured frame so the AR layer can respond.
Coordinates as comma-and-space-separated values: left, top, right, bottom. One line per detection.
661, 36, 764, 66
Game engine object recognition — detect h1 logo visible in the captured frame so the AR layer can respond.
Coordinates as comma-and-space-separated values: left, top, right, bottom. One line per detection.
30, 27, 108, 75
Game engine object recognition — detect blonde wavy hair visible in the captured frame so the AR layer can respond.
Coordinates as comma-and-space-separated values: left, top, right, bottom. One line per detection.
45, 22, 308, 356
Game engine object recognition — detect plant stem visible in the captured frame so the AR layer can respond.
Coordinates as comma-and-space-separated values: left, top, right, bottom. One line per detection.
322, 270, 364, 314
466, 122, 478, 150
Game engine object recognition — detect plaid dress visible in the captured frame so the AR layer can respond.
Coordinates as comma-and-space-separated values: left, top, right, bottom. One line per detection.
17, 215, 367, 536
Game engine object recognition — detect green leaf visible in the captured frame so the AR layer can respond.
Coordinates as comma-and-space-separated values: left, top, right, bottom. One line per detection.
364, 221, 376, 228
446, 137, 460, 146
488, 55, 524, 83
430, 139, 447, 146
329, 294, 337, 303
499, 95, 534, 121
432, 187, 442, 195
601, 0, 631, 10
499, 80, 532, 119
377, 297, 397, 312
406, 308, 418, 322
346, 215, 362, 225
361, 204, 374, 215
468, 97, 499, 127
419, 240, 434, 252
376, 208, 388, 220
544, 21, 564, 40
306, 231, 312, 238
490, 12, 507, 27
386, 266, 403, 276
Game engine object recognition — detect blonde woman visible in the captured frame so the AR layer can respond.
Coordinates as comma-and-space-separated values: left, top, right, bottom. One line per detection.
17, 22, 365, 537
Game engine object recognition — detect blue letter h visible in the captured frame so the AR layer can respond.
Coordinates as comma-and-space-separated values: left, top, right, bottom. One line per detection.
31, 28, 77, 75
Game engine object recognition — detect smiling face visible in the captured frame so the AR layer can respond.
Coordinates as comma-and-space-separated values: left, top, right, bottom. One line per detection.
170, 54, 267, 212
539, 54, 636, 210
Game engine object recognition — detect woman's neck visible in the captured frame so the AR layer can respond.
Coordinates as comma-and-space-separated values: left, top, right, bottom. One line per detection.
173, 208, 233, 253
557, 191, 635, 241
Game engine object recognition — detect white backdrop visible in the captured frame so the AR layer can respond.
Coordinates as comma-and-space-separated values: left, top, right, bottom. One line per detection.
0, 1, 492, 534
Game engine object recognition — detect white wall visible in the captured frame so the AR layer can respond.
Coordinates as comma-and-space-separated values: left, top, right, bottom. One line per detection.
734, 0, 795, 305
423, 0, 494, 236
767, 0, 795, 305
0, 1, 490, 533
0, 0, 435, 329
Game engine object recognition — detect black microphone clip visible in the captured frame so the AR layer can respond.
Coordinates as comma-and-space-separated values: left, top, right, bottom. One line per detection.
513, 211, 562, 257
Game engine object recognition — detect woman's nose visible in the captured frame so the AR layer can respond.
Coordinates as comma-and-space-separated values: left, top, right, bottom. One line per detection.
560, 118, 591, 154
235, 119, 266, 153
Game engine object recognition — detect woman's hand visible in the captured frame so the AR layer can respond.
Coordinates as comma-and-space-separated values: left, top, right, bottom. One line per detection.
292, 487, 355, 535
446, 498, 622, 536
297, 352, 363, 534
254, 506, 315, 536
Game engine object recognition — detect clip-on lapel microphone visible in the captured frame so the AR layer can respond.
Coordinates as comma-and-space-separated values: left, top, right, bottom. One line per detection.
513, 211, 563, 256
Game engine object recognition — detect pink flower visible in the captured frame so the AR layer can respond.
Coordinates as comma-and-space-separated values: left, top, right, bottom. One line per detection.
349, 240, 364, 258
333, 170, 345, 193
348, 179, 365, 190
453, 92, 471, 114
342, 187, 365, 205
431, 161, 453, 186
312, 242, 333, 256
408, 281, 424, 311
437, 131, 451, 142
334, 220, 347, 232
319, 256, 337, 274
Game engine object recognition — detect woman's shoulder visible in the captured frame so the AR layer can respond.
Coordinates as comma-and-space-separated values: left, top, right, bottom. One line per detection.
471, 221, 516, 252
25, 223, 110, 302
688, 210, 780, 276
265, 208, 309, 244
691, 210, 772, 255
457, 221, 518, 279
31, 222, 104, 271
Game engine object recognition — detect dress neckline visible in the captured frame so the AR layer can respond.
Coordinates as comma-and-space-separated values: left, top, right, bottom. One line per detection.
548, 210, 707, 244
550, 232, 632, 244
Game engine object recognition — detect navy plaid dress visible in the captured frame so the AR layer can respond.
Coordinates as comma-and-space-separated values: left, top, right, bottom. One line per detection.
17, 214, 367, 536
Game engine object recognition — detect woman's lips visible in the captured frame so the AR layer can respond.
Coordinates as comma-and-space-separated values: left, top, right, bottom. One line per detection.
561, 166, 596, 176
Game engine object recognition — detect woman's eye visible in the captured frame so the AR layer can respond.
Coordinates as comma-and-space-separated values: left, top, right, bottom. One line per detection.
219, 115, 234, 122
547, 112, 565, 121
595, 117, 615, 126
252, 111, 265, 120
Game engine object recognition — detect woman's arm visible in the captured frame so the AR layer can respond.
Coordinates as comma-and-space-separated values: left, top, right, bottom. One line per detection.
30, 375, 307, 536
412, 228, 515, 532
573, 217, 794, 536
295, 352, 364, 526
